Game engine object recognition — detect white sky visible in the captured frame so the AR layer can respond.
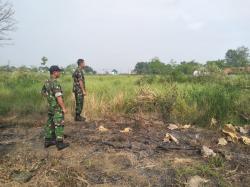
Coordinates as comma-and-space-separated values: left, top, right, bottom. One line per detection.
0, 0, 249, 73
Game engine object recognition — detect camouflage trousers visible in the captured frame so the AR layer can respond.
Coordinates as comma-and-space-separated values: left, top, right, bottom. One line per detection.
44, 111, 64, 141
74, 92, 84, 115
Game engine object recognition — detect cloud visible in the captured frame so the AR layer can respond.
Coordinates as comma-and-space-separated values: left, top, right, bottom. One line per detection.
187, 21, 205, 31
0, 0, 250, 72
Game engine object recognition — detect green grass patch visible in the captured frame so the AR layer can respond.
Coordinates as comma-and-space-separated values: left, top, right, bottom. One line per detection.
1, 72, 250, 127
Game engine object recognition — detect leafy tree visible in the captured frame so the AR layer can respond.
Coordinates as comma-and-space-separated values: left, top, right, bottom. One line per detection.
85, 65, 96, 74
148, 57, 169, 74
206, 60, 225, 69
206, 60, 225, 73
41, 56, 48, 66
174, 60, 201, 75
65, 64, 77, 73
134, 57, 171, 74
39, 56, 49, 72
134, 62, 150, 74
0, 65, 16, 71
225, 46, 250, 67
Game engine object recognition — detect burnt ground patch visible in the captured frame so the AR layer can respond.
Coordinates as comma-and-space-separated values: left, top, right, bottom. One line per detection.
0, 118, 249, 186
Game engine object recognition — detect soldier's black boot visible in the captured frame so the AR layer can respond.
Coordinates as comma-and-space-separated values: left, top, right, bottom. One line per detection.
56, 141, 69, 151
44, 138, 56, 148
75, 114, 80, 121
75, 114, 86, 121
79, 115, 86, 121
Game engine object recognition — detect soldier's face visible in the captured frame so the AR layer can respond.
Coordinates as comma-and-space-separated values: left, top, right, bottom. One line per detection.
80, 62, 85, 69
54, 71, 60, 78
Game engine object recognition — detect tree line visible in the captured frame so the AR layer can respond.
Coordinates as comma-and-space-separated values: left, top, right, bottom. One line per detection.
133, 46, 250, 75
0, 63, 97, 74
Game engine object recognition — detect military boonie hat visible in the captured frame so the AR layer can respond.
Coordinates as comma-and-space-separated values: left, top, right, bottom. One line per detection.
49, 65, 61, 73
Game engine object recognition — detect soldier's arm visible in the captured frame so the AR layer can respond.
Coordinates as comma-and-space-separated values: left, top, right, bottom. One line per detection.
79, 80, 86, 96
75, 70, 86, 96
57, 96, 67, 114
41, 84, 48, 97
53, 83, 67, 113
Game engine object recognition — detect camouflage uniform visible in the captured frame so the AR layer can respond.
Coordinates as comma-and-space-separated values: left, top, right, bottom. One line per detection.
41, 78, 64, 141
72, 67, 85, 116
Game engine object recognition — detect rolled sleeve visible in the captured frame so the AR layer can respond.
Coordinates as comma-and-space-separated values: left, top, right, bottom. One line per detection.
52, 82, 63, 97
55, 92, 63, 97
76, 72, 83, 80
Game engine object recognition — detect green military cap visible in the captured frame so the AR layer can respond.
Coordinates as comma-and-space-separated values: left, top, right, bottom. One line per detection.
49, 65, 61, 74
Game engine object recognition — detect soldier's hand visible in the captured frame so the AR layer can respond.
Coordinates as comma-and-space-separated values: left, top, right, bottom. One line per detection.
83, 91, 87, 96
62, 108, 67, 114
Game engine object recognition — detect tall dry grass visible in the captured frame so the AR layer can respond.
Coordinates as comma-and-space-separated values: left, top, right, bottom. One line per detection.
1, 71, 250, 126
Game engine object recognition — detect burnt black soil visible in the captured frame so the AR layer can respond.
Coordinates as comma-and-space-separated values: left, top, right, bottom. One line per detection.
0, 119, 249, 186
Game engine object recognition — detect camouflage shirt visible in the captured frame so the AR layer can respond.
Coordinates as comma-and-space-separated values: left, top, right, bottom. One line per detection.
41, 78, 63, 114
72, 67, 85, 94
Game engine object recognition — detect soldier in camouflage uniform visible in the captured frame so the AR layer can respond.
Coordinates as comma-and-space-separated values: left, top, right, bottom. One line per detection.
41, 65, 69, 150
72, 59, 87, 121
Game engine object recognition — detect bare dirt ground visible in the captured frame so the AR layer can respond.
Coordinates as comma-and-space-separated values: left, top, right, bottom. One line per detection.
0, 116, 250, 187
